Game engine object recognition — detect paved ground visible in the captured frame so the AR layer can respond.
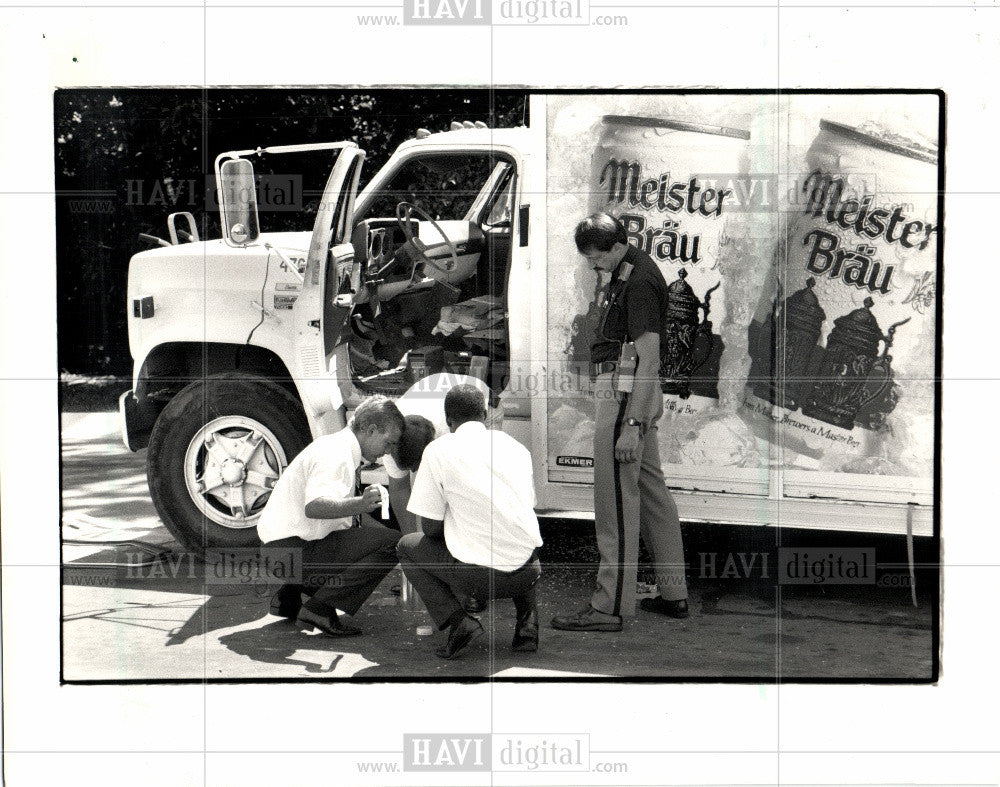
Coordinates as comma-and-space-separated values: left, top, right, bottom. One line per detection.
61, 410, 936, 682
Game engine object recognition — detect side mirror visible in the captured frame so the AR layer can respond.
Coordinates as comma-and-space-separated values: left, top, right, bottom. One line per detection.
219, 159, 260, 247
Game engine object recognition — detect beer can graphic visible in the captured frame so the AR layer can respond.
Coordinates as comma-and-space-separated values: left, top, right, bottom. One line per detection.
745, 119, 938, 471
591, 115, 750, 400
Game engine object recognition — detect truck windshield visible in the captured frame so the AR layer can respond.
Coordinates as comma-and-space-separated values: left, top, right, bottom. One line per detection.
358, 154, 502, 222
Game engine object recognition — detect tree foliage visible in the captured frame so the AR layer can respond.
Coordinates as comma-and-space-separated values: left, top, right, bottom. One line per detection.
55, 88, 528, 374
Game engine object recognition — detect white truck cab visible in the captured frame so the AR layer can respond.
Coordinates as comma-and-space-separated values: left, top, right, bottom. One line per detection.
122, 126, 540, 550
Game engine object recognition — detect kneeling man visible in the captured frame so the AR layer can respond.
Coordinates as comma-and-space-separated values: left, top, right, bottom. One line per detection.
398, 384, 543, 659
259, 395, 404, 637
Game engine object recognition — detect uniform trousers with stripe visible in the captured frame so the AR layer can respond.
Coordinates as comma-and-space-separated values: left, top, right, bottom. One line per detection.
590, 372, 688, 618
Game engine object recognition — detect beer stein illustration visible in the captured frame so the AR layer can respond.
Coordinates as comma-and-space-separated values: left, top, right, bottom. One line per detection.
802, 297, 910, 430
749, 277, 827, 410
660, 268, 720, 399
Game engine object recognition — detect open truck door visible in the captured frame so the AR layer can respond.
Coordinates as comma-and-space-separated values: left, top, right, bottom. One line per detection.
214, 143, 366, 411
287, 144, 366, 424
142, 143, 365, 554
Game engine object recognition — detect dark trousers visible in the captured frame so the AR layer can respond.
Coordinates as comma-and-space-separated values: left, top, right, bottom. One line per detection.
268, 518, 401, 616
591, 373, 687, 618
397, 532, 541, 629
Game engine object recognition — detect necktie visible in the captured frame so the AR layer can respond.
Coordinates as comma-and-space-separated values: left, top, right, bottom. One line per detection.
352, 461, 363, 528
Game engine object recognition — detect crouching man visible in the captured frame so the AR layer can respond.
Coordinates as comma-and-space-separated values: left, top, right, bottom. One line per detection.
382, 372, 495, 537
259, 396, 404, 637
397, 384, 543, 660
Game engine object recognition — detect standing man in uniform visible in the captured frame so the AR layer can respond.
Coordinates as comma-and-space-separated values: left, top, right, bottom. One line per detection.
552, 212, 689, 632
259, 395, 404, 637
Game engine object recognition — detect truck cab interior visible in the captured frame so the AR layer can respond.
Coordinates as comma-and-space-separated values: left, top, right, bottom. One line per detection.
343, 152, 516, 396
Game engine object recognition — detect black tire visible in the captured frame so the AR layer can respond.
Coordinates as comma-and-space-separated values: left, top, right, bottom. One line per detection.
146, 374, 311, 553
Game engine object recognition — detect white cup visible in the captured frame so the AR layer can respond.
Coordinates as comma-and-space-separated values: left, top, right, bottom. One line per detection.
372, 483, 389, 519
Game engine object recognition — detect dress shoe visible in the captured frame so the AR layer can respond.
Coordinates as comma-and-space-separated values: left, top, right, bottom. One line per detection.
639, 597, 689, 619
462, 594, 486, 614
551, 605, 623, 632
511, 608, 539, 652
269, 584, 304, 619
435, 614, 484, 660
296, 605, 362, 637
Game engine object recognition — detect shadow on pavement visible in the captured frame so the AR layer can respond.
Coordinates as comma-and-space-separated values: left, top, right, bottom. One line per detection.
218, 621, 351, 674
167, 587, 275, 646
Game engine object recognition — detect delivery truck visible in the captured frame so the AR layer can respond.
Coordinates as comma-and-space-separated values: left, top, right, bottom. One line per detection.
119, 93, 939, 552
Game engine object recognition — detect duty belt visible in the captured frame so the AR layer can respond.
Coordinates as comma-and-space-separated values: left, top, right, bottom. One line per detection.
592, 361, 619, 376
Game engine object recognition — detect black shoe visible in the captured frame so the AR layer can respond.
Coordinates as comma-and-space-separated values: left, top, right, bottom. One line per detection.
639, 597, 689, 619
269, 585, 304, 620
435, 614, 484, 660
512, 608, 539, 653
296, 605, 363, 637
551, 605, 623, 632
462, 594, 486, 614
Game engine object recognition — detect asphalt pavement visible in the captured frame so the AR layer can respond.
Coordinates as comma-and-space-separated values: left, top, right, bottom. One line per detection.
60, 410, 936, 682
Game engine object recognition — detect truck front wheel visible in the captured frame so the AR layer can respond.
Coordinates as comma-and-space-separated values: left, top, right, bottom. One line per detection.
146, 375, 311, 552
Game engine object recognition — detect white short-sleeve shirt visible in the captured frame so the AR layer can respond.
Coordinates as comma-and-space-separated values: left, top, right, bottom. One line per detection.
382, 373, 491, 479
257, 428, 362, 542
406, 421, 542, 570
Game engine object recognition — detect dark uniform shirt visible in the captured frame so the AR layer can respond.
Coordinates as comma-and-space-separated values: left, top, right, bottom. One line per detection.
591, 244, 669, 365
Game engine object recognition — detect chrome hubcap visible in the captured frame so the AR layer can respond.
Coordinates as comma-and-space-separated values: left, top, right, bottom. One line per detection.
184, 417, 287, 529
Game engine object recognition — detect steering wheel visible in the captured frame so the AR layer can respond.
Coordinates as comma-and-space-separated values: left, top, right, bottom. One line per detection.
395, 202, 460, 275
